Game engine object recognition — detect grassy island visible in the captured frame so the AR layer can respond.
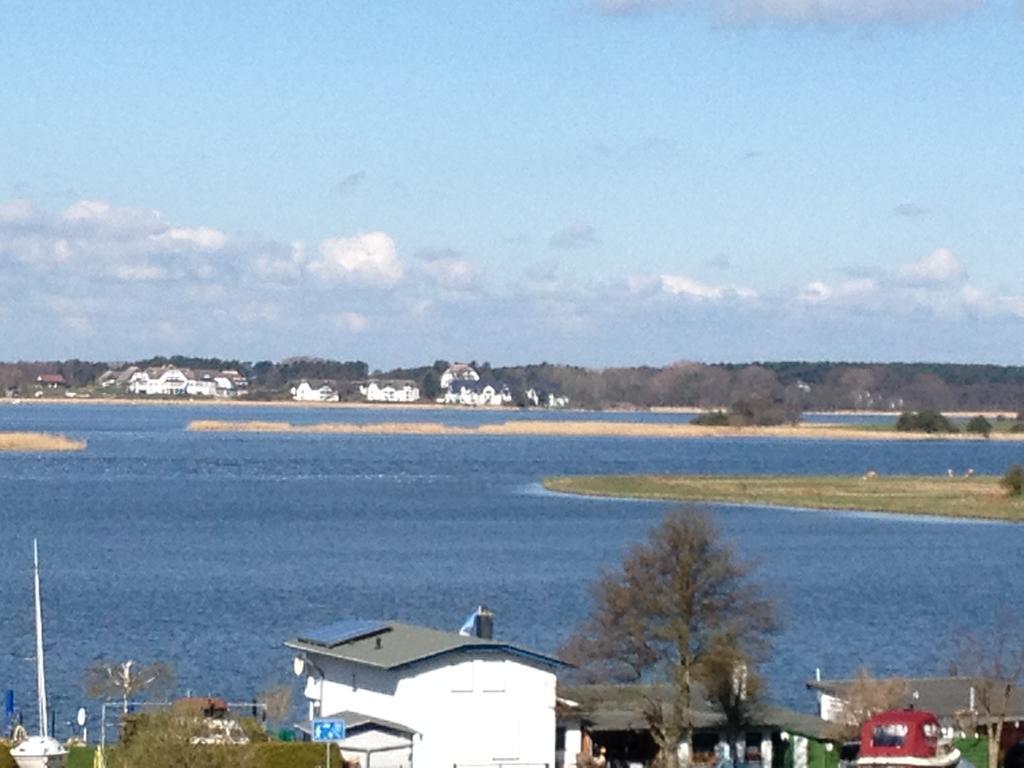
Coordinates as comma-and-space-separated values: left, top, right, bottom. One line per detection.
543, 474, 1024, 521
0, 431, 86, 452
187, 419, 1024, 440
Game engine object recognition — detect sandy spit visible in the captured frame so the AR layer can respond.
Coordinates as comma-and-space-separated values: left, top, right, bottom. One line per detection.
185, 419, 1024, 440
0, 432, 86, 451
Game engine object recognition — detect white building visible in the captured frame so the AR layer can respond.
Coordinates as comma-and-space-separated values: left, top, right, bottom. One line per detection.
285, 616, 564, 768
291, 381, 340, 402
360, 380, 420, 403
443, 380, 512, 407
126, 367, 237, 398
525, 388, 571, 409
186, 378, 218, 397
127, 367, 189, 396
186, 372, 236, 398
439, 363, 480, 390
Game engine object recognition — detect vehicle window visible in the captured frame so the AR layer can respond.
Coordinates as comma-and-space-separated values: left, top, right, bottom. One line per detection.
873, 724, 908, 747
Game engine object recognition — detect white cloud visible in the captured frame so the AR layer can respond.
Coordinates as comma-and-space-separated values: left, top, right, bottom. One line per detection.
415, 248, 479, 290
61, 199, 114, 221
799, 277, 875, 304
60, 315, 95, 336
660, 274, 725, 299
61, 199, 164, 238
329, 311, 369, 332
658, 274, 757, 300
0, 199, 34, 223
235, 302, 281, 324
310, 232, 403, 284
255, 241, 306, 282
159, 226, 228, 251
899, 247, 963, 284
799, 280, 832, 304
593, 0, 982, 24
114, 263, 166, 281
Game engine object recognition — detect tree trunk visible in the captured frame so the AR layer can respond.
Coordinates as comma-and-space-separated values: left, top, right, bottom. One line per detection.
989, 722, 1003, 768
679, 664, 694, 768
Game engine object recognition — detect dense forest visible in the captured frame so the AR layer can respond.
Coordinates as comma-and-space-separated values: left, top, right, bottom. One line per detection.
3, 356, 1024, 412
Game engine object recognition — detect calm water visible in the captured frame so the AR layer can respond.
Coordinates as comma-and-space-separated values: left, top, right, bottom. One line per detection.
0, 403, 1021, 736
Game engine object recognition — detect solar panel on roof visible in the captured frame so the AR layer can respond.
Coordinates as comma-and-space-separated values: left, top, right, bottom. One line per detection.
297, 619, 389, 647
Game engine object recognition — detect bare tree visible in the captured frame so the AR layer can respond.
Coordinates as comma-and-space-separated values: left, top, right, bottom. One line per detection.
84, 660, 176, 712
561, 509, 779, 768
256, 684, 293, 727
827, 668, 910, 741
702, 646, 764, 764
952, 633, 1024, 768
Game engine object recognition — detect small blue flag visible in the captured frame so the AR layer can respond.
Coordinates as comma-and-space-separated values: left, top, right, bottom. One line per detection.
458, 610, 477, 636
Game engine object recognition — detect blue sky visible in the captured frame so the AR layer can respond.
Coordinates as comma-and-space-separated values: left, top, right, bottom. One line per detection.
2, 0, 1023, 366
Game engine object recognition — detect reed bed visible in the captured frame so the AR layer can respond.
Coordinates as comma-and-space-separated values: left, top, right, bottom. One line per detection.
0, 431, 86, 452
543, 474, 1024, 521
186, 418, 1024, 440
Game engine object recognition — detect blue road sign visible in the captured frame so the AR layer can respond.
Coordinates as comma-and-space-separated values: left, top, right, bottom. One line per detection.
312, 718, 345, 741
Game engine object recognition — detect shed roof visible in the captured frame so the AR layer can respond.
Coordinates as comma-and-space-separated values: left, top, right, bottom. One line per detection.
285, 620, 566, 672
807, 676, 1024, 722
559, 683, 837, 741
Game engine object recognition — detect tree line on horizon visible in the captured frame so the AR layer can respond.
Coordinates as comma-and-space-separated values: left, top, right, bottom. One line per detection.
3, 356, 1024, 411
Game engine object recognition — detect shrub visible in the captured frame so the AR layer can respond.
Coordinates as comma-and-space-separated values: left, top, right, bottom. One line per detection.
895, 410, 958, 434
1002, 465, 1024, 497
1011, 423, 1024, 433
727, 397, 794, 427
966, 415, 992, 438
691, 410, 729, 426
255, 742, 343, 768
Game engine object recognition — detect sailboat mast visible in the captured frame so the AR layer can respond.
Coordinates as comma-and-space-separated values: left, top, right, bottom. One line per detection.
33, 538, 49, 739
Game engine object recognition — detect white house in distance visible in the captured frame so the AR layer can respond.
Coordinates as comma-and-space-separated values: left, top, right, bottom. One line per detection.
125, 366, 238, 398
443, 380, 512, 407
360, 380, 420, 403
127, 367, 189, 396
439, 363, 479, 390
285, 610, 565, 768
291, 381, 340, 402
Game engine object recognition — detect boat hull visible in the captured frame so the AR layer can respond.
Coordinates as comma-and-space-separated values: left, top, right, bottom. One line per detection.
857, 747, 961, 768
11, 736, 68, 768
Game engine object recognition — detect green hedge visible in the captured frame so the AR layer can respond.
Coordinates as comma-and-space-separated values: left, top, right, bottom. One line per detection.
68, 746, 96, 768
256, 742, 343, 768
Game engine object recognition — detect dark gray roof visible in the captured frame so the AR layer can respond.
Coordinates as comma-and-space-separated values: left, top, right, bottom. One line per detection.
295, 711, 416, 737
559, 683, 836, 740
285, 621, 566, 671
807, 676, 1024, 722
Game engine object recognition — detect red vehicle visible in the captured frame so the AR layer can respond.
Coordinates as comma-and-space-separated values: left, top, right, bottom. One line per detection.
857, 710, 960, 768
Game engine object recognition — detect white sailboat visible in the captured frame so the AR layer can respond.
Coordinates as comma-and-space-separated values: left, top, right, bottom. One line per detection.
11, 540, 68, 768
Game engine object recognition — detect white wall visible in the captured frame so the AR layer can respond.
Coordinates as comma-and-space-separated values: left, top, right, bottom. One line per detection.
305, 651, 557, 768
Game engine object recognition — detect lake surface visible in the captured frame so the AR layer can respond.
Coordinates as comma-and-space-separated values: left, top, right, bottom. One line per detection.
0, 402, 1021, 737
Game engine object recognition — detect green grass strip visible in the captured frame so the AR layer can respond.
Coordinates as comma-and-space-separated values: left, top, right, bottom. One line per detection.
543, 474, 1024, 521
